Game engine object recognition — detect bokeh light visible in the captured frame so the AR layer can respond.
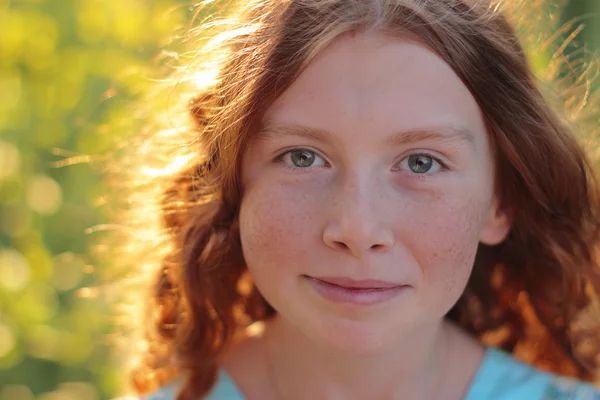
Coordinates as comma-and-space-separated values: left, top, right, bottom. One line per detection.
0, 248, 30, 291
51, 252, 84, 291
25, 175, 63, 215
0, 0, 188, 396
0, 69, 21, 111
0, 140, 21, 179
0, 322, 16, 359
0, 385, 34, 400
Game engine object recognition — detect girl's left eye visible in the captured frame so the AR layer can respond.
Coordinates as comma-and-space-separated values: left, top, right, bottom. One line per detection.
395, 154, 444, 174
278, 149, 327, 168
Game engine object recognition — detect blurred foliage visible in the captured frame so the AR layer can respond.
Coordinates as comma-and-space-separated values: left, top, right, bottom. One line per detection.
0, 0, 598, 399
0, 0, 188, 398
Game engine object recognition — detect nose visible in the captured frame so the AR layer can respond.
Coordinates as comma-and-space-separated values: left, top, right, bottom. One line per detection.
322, 176, 395, 258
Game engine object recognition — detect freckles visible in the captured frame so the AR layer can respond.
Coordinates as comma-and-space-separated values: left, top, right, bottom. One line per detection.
411, 192, 487, 287
244, 197, 288, 252
437, 192, 485, 238
241, 185, 319, 264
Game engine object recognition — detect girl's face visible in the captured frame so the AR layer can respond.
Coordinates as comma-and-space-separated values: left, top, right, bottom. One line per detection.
239, 32, 511, 353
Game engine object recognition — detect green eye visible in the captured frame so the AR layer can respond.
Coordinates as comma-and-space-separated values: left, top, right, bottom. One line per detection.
290, 149, 316, 167
279, 148, 326, 169
396, 154, 443, 174
408, 155, 433, 173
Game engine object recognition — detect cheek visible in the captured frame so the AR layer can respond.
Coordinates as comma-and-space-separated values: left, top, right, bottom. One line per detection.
400, 191, 489, 312
239, 182, 320, 277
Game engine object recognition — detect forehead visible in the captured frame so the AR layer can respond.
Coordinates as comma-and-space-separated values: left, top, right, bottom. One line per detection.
262, 31, 488, 147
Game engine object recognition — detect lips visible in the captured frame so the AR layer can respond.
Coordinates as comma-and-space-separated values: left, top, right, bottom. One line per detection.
309, 276, 402, 289
303, 275, 408, 306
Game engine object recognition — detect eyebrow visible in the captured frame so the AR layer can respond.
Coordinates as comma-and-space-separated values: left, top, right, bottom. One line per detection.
257, 121, 476, 149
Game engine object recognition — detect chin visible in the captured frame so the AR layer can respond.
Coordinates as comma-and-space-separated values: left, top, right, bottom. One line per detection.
307, 315, 410, 356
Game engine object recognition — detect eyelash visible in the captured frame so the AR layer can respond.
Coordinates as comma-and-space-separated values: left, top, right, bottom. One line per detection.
274, 148, 449, 175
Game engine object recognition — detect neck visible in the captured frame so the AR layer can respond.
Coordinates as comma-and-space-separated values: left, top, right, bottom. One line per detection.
264, 315, 459, 400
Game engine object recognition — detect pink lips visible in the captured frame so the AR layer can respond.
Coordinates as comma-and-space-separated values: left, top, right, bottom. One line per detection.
313, 276, 401, 289
304, 276, 407, 306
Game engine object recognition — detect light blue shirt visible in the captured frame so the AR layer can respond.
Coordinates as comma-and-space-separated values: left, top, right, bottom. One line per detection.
142, 347, 600, 399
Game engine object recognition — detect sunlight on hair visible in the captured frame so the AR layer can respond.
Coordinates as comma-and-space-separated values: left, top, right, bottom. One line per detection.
245, 320, 266, 337
189, 68, 221, 92
140, 154, 195, 178
153, 126, 190, 139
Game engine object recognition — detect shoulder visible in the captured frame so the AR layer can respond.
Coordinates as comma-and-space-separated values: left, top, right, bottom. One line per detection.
465, 347, 600, 400
109, 382, 180, 400
140, 370, 244, 400
140, 381, 180, 400
543, 375, 600, 400
137, 329, 267, 400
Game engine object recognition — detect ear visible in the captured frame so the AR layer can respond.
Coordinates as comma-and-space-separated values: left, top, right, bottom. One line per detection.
479, 196, 513, 246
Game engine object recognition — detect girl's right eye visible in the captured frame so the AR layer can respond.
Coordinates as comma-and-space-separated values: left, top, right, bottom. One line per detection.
277, 148, 328, 168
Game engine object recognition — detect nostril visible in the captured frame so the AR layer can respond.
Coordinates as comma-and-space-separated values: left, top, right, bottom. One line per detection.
333, 241, 350, 251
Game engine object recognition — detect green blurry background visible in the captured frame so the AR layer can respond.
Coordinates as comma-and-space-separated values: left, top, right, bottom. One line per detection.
0, 0, 188, 399
0, 1, 598, 399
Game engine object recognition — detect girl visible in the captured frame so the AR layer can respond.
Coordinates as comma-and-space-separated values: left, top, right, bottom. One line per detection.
110, 0, 600, 399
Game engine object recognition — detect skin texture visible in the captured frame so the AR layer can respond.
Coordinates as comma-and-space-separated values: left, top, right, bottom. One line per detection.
234, 31, 512, 399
